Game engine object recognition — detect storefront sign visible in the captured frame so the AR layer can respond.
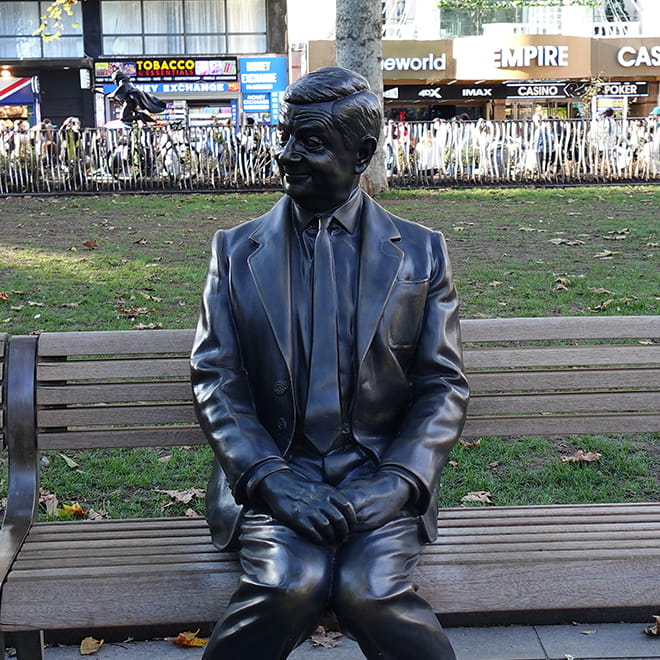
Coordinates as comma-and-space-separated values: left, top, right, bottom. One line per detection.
386, 80, 648, 103
243, 93, 271, 112
616, 45, 660, 68
382, 53, 446, 72
102, 82, 239, 95
95, 58, 238, 83
239, 57, 287, 92
494, 45, 569, 68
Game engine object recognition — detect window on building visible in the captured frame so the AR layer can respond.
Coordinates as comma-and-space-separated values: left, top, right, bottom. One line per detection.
0, 1, 83, 59
101, 0, 267, 56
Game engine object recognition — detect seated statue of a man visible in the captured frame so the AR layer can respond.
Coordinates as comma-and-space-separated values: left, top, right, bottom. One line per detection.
191, 66, 469, 660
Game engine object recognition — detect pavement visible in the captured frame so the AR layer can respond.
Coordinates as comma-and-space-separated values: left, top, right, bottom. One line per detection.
34, 622, 660, 659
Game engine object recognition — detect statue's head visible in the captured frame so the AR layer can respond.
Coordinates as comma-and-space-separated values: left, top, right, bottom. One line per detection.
276, 67, 382, 213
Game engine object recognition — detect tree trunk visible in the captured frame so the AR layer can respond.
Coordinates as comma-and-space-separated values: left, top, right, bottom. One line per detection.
335, 0, 388, 195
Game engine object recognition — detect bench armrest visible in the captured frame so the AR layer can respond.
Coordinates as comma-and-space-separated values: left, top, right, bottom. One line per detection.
0, 335, 39, 584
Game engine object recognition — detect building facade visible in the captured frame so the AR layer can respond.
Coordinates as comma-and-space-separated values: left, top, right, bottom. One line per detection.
0, 0, 287, 128
304, 0, 660, 121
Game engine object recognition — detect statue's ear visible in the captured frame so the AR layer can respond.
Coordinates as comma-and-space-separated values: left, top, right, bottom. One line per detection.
354, 136, 377, 174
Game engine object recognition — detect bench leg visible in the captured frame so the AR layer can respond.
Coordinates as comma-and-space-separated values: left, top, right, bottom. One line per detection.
12, 630, 44, 660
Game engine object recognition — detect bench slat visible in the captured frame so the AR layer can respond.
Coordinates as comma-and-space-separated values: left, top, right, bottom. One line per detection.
468, 367, 660, 392
464, 344, 660, 369
38, 403, 198, 428
462, 412, 660, 437
37, 329, 195, 357
37, 426, 206, 450
460, 315, 660, 342
37, 357, 189, 381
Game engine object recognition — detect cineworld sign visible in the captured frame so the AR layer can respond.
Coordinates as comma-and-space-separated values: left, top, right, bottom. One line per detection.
382, 53, 446, 72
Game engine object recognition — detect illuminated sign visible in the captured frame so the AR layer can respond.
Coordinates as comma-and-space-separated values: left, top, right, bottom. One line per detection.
95, 58, 238, 83
382, 53, 446, 72
494, 45, 569, 68
616, 45, 660, 67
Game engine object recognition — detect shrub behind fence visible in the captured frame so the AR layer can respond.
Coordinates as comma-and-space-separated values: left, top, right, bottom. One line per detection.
1, 117, 659, 194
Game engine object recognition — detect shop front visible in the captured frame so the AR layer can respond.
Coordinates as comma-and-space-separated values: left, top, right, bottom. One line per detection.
308, 34, 660, 121
95, 57, 241, 127
0, 76, 39, 125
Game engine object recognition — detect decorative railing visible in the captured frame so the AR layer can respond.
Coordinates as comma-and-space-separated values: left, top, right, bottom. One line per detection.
1, 117, 658, 194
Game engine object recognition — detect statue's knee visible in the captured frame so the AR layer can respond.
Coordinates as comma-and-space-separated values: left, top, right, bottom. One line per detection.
247, 552, 330, 612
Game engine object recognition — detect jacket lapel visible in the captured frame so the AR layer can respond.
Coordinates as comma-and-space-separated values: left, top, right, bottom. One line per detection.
247, 196, 294, 371
357, 194, 403, 366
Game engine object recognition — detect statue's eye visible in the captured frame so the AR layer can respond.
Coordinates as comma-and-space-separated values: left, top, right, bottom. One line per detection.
303, 136, 324, 151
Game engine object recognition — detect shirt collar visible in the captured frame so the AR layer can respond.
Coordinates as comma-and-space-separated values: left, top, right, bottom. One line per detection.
291, 187, 362, 234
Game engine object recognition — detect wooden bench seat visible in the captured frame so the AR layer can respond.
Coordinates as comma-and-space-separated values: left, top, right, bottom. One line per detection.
1, 316, 658, 658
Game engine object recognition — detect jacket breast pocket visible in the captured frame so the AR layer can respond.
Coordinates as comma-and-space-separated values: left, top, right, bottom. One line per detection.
383, 279, 429, 349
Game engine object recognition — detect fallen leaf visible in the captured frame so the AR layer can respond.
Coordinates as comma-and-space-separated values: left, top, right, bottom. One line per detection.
461, 491, 493, 504
39, 489, 59, 516
548, 238, 585, 246
588, 287, 615, 295
590, 299, 614, 312
644, 615, 660, 636
133, 322, 163, 330
87, 508, 109, 521
580, 629, 597, 635
593, 250, 621, 259
169, 629, 208, 647
560, 450, 602, 464
58, 502, 88, 518
489, 281, 502, 288
58, 453, 79, 469
448, 460, 459, 467
459, 439, 481, 449
0, 292, 9, 301
184, 508, 200, 517
80, 636, 104, 655
310, 626, 343, 648
82, 239, 98, 250
156, 488, 206, 504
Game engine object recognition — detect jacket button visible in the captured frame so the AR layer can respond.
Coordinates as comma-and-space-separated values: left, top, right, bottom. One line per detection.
274, 379, 288, 396
276, 417, 287, 431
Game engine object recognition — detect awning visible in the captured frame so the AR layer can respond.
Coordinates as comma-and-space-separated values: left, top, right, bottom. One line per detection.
0, 77, 34, 105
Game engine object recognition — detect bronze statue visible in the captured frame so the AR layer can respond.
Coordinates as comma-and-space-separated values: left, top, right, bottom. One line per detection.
191, 66, 469, 660
106, 70, 166, 124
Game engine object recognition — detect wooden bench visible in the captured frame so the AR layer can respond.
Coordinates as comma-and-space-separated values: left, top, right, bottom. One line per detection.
1, 316, 659, 658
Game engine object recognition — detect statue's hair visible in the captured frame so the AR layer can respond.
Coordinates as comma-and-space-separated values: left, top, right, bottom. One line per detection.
282, 67, 382, 146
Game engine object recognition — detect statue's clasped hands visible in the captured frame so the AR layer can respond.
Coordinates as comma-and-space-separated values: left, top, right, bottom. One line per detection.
258, 470, 411, 545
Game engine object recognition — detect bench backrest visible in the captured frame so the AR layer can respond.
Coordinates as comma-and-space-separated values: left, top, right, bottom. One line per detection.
15, 315, 660, 452
0, 333, 6, 448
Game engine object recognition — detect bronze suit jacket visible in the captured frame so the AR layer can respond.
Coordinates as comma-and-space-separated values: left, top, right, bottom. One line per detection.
191, 191, 469, 550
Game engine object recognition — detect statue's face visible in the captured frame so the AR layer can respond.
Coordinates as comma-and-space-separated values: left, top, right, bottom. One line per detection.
275, 101, 361, 213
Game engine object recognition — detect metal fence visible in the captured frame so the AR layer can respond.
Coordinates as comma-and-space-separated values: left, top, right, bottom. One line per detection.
1, 117, 659, 194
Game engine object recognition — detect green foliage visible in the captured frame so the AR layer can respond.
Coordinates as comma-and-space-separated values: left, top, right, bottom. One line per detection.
33, 0, 81, 40
437, 0, 598, 7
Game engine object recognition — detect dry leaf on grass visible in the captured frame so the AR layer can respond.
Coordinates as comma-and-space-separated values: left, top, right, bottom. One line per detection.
156, 488, 206, 504
79, 636, 103, 655
560, 450, 602, 464
310, 626, 343, 648
168, 629, 208, 647
461, 491, 493, 504
58, 502, 88, 518
58, 453, 79, 469
82, 239, 99, 250
644, 615, 660, 636
459, 439, 481, 449
39, 489, 59, 516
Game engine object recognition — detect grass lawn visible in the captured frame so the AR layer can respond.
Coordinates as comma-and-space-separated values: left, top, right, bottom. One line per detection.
0, 185, 658, 519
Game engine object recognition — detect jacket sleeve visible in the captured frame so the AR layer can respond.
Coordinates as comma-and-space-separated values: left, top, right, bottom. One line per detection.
379, 230, 469, 513
190, 230, 289, 505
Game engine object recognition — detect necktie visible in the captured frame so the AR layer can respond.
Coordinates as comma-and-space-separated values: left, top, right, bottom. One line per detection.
304, 216, 342, 452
